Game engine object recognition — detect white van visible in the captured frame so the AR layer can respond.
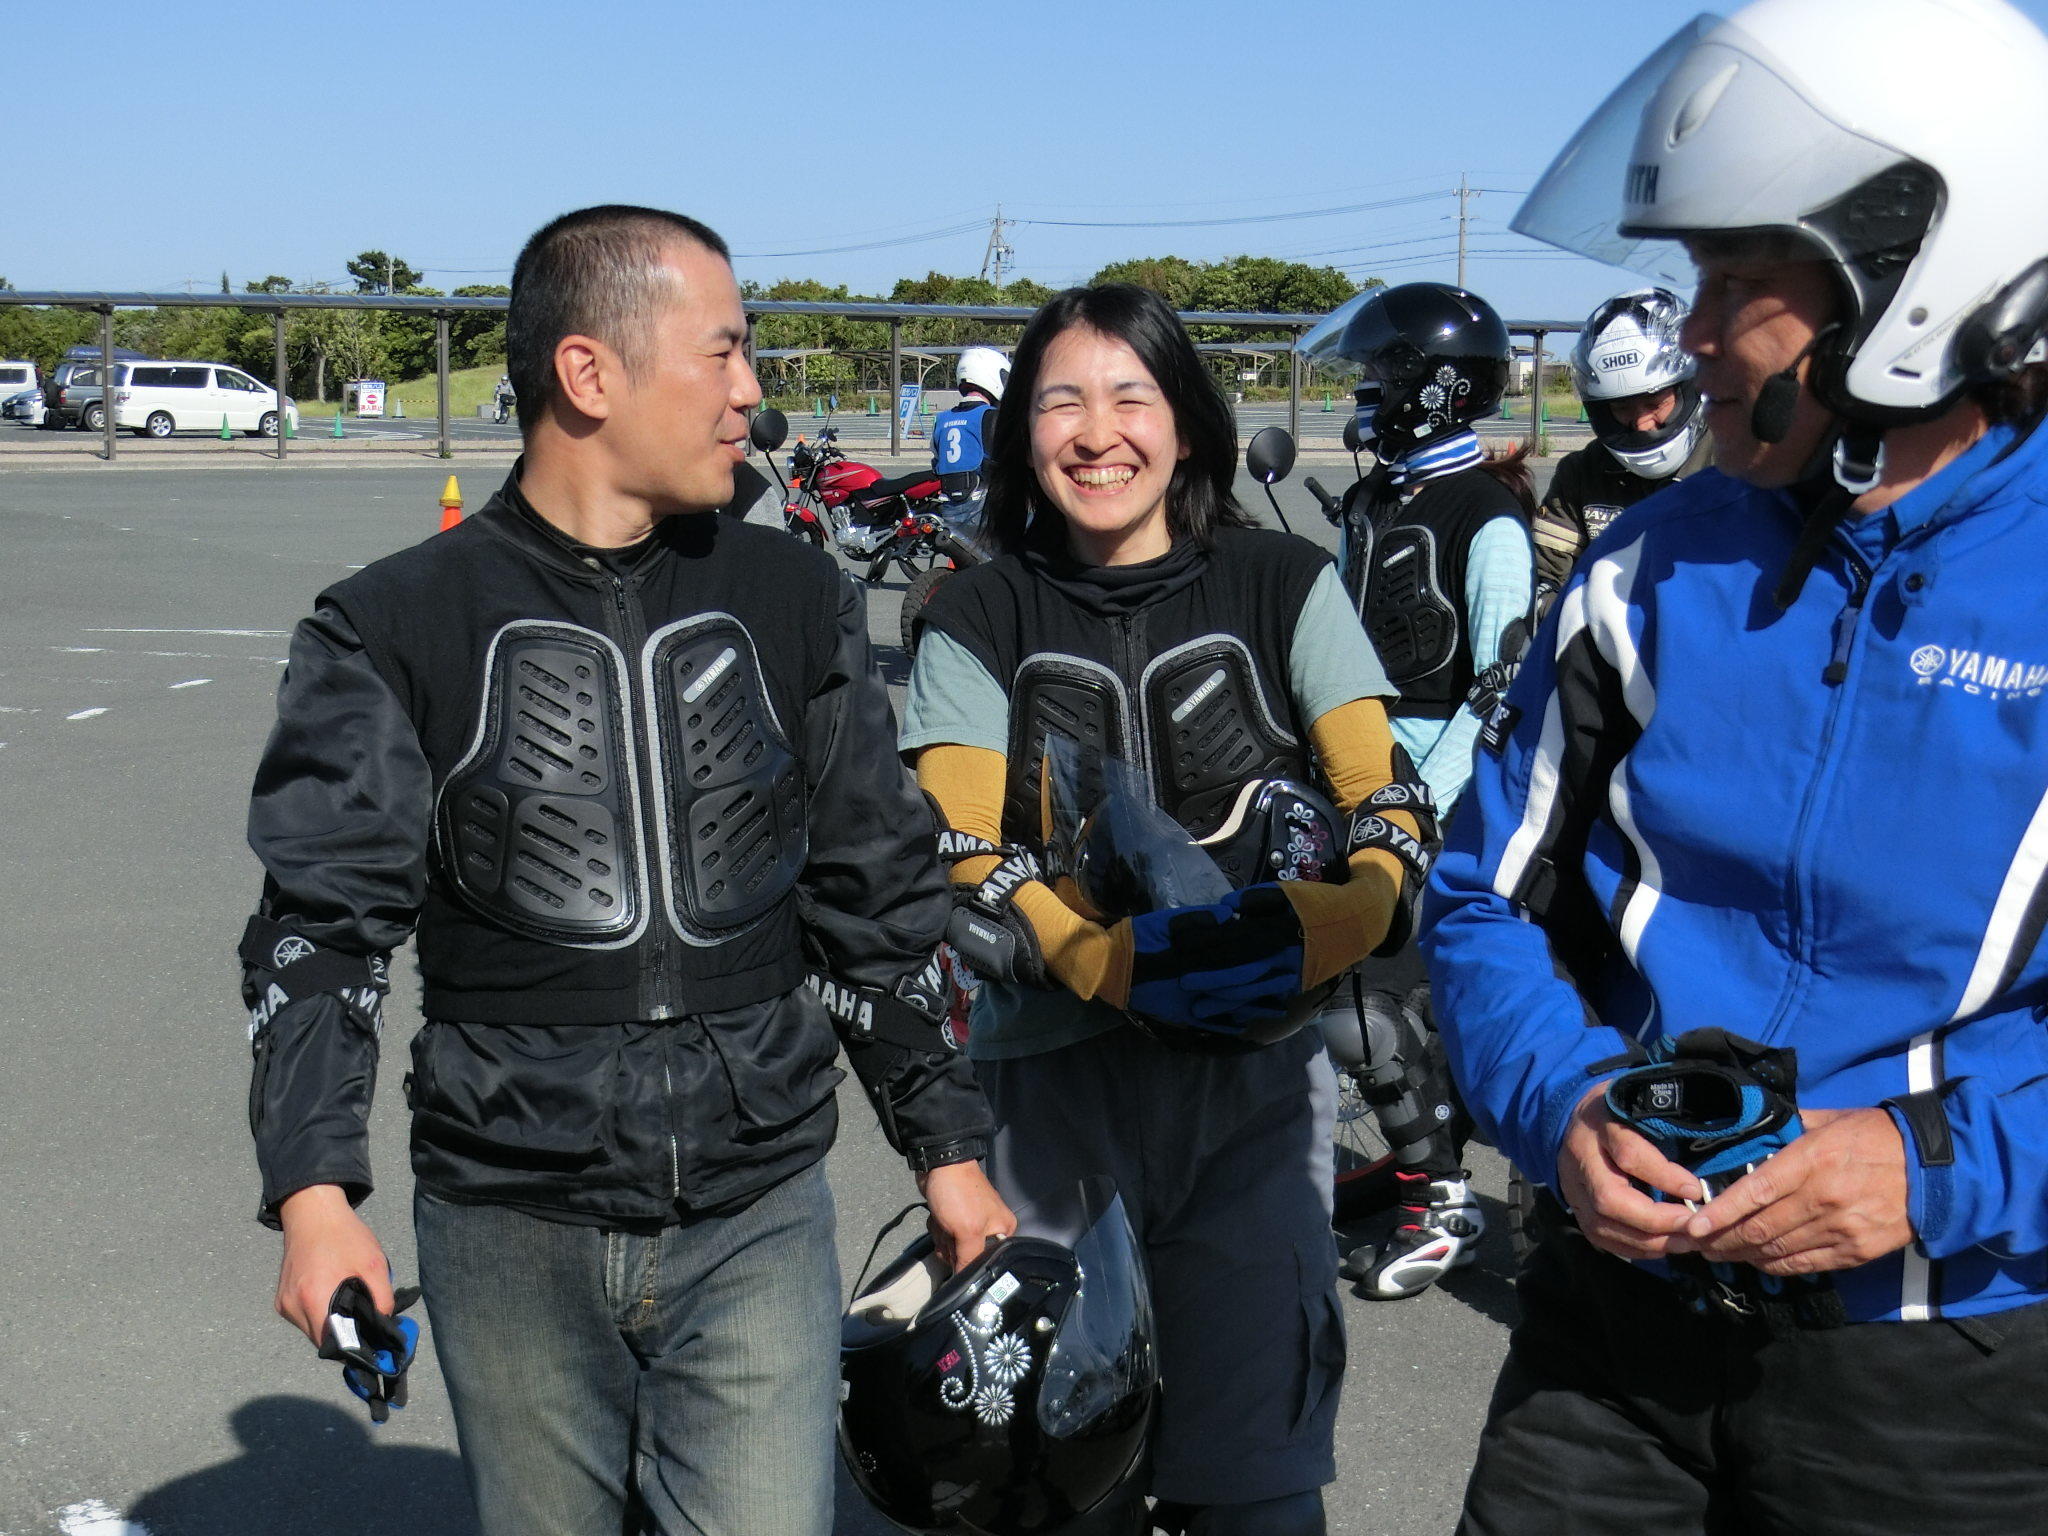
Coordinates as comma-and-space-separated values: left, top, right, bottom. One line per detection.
112, 361, 299, 438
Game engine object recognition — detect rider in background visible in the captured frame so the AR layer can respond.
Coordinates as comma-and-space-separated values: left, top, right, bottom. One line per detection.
1299, 281, 1535, 1300
1532, 288, 1709, 611
492, 373, 516, 424
932, 345, 1008, 508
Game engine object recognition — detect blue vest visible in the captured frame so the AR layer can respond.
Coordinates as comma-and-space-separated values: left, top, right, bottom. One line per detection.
931, 402, 992, 476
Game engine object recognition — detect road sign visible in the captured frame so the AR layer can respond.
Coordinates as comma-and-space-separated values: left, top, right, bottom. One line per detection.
897, 383, 922, 440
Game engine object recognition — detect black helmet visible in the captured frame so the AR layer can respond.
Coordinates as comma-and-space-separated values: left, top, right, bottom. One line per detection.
1040, 735, 1348, 1053
1315, 282, 1510, 455
839, 1177, 1157, 1536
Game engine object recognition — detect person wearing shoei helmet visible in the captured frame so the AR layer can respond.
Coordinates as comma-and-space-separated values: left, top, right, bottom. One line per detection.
1532, 287, 1711, 608
900, 285, 1437, 1536
1425, 0, 2048, 1529
1295, 281, 1537, 1302
932, 345, 1009, 505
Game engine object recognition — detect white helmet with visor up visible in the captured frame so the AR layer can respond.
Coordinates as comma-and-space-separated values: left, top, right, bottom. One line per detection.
956, 345, 1010, 403
1514, 0, 2048, 427
1572, 287, 1704, 478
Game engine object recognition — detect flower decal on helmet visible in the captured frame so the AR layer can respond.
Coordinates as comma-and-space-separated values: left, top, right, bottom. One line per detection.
972, 1384, 1016, 1426
983, 1333, 1032, 1388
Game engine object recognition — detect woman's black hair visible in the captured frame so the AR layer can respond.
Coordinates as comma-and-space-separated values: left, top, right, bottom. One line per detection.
981, 284, 1258, 556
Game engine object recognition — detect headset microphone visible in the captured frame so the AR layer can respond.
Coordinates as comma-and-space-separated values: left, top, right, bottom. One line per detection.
1748, 325, 1840, 444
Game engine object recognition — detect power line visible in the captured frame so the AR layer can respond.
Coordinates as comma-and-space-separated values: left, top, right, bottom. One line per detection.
731, 219, 989, 259
1015, 191, 1447, 231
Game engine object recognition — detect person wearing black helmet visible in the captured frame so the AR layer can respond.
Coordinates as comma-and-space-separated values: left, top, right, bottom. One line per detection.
1531, 287, 1710, 610
1297, 280, 1536, 1300
900, 284, 1435, 1536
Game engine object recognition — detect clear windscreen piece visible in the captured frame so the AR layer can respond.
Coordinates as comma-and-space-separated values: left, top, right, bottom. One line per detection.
1296, 290, 1377, 378
1041, 734, 1232, 919
1032, 1179, 1153, 1436
1510, 16, 1714, 286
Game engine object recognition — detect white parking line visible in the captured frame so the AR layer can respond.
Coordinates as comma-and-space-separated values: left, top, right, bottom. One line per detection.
86, 627, 288, 637
66, 708, 107, 721
54, 1499, 152, 1536
170, 678, 211, 689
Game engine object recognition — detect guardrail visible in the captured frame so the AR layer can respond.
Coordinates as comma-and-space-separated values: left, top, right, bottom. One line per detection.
0, 291, 1581, 461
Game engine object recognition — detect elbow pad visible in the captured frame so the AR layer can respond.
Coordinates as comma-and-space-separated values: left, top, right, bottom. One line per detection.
935, 830, 1054, 990
240, 916, 391, 1038
1344, 753, 1440, 956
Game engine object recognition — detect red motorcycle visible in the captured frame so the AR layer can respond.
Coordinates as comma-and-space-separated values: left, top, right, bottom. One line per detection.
748, 408, 981, 595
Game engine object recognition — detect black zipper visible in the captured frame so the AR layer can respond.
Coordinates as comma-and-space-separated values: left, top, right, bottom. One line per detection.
1822, 543, 1875, 687
603, 572, 677, 1023
1109, 612, 1156, 800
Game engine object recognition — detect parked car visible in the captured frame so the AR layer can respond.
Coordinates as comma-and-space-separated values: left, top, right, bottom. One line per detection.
63, 360, 299, 438
44, 359, 108, 429
1, 362, 43, 425
3, 386, 45, 425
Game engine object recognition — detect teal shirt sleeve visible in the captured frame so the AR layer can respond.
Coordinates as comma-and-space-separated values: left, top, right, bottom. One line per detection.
1288, 565, 1395, 721
1415, 515, 1534, 813
901, 627, 1010, 755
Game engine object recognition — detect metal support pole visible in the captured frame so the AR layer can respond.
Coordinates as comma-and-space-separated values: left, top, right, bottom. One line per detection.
1287, 328, 1302, 443
889, 319, 902, 458
98, 307, 116, 461
1527, 330, 1546, 455
273, 310, 289, 461
436, 313, 452, 459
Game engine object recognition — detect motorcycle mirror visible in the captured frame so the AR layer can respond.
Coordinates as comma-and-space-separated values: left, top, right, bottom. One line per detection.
1341, 415, 1363, 455
749, 408, 789, 453
1245, 427, 1297, 486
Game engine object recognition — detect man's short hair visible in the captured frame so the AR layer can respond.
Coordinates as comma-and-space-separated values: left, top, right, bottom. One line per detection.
506, 205, 732, 434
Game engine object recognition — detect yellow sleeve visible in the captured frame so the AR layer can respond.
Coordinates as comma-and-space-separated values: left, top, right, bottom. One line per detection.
1278, 697, 1426, 988
914, 744, 1132, 1006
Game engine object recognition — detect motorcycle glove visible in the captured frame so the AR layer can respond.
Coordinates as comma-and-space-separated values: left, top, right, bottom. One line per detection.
320, 1277, 422, 1424
1126, 885, 1306, 1035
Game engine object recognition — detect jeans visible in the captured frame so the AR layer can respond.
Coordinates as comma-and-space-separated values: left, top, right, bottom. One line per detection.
414, 1163, 841, 1536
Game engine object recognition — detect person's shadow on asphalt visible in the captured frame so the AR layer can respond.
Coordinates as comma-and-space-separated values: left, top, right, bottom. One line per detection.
126, 1396, 479, 1536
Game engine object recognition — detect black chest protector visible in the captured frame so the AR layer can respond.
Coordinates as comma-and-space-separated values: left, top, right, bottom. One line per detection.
435, 613, 806, 950
1341, 469, 1518, 721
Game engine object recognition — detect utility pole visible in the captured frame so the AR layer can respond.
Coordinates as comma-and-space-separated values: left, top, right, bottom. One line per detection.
979, 207, 1014, 288
386, 253, 395, 296
1455, 174, 1480, 291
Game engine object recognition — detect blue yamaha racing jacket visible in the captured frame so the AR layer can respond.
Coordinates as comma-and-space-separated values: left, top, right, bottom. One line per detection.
1423, 417, 2048, 1324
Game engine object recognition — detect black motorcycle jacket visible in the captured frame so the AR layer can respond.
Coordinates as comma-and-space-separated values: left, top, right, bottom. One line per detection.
1338, 464, 1527, 721
1532, 434, 1711, 596
918, 525, 1327, 852
243, 471, 991, 1228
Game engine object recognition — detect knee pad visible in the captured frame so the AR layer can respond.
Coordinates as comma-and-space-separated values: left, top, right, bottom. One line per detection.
1355, 990, 1428, 1091
1153, 1491, 1327, 1536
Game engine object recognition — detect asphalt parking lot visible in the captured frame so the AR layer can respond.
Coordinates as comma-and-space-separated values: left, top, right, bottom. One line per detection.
0, 460, 1534, 1536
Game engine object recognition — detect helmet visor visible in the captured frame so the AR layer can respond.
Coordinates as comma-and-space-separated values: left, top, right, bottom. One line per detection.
1296, 291, 1376, 380
1029, 1178, 1154, 1437
1042, 734, 1232, 918
1510, 17, 1713, 284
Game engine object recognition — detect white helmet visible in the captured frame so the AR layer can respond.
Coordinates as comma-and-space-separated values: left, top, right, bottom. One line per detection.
956, 345, 1009, 403
1572, 288, 1705, 479
1515, 0, 2048, 426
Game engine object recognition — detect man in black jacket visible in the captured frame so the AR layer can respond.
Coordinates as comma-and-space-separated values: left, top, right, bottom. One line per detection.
241, 204, 1011, 1536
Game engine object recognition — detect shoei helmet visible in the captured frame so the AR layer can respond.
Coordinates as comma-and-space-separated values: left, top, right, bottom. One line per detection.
957, 346, 1011, 403
1514, 0, 2048, 426
1301, 283, 1510, 455
1571, 288, 1705, 479
839, 1177, 1156, 1536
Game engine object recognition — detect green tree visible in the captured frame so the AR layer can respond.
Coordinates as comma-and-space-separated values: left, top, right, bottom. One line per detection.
1089, 255, 1203, 309
451, 284, 510, 370
245, 276, 293, 295
347, 250, 423, 295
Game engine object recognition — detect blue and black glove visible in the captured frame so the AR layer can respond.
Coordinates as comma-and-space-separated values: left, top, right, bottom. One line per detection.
1601, 1028, 1843, 1330
1126, 884, 1305, 1038
320, 1277, 422, 1424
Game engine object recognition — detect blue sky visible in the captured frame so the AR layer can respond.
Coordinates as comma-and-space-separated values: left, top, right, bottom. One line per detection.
11, 0, 2048, 324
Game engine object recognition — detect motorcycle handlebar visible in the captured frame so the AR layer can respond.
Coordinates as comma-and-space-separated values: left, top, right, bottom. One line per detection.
1303, 477, 1342, 518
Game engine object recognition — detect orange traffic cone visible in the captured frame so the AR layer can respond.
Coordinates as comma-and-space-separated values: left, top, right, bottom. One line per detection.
438, 475, 463, 532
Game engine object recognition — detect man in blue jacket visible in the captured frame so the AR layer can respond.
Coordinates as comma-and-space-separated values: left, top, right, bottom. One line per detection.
1427, 0, 2048, 1529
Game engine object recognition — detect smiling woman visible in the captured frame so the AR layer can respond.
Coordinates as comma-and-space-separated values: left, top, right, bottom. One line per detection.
979, 284, 1256, 561
901, 284, 1440, 1531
